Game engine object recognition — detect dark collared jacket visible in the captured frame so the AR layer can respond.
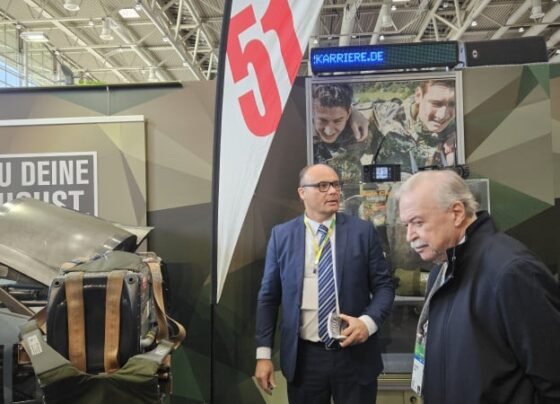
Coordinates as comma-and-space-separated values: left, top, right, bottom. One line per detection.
423, 211, 560, 404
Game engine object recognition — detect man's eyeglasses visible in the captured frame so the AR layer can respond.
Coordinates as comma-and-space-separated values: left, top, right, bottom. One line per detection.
301, 181, 342, 192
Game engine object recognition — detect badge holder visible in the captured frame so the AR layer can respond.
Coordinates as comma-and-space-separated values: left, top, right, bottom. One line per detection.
327, 312, 347, 340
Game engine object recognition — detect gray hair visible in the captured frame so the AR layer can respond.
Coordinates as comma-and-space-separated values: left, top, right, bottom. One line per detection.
395, 170, 479, 217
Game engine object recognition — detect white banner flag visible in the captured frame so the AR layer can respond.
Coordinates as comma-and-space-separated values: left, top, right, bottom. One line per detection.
215, 0, 323, 301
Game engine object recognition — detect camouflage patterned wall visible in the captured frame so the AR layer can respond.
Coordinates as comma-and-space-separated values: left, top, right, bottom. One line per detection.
463, 63, 560, 273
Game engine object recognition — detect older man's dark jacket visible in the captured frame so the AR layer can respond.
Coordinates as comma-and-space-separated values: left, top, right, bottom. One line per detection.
422, 211, 560, 404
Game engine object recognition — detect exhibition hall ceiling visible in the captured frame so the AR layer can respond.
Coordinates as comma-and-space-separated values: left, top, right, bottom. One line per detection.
0, 0, 559, 85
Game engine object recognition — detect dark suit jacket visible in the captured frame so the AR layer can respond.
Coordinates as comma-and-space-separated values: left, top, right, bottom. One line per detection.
256, 212, 394, 383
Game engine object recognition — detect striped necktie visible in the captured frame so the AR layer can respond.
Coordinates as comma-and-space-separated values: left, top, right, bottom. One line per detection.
317, 224, 336, 344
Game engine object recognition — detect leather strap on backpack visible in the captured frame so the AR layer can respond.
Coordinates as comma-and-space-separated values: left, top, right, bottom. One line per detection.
32, 307, 47, 334
65, 271, 86, 372
144, 259, 186, 349
147, 261, 169, 340
104, 270, 126, 373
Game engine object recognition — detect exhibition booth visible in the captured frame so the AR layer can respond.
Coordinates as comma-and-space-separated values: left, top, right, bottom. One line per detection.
0, 56, 559, 403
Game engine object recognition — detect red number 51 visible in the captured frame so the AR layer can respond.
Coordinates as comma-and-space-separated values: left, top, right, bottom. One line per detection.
227, 0, 302, 137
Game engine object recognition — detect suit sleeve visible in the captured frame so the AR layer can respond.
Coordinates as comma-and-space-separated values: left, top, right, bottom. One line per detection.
255, 227, 282, 349
496, 260, 560, 399
364, 222, 395, 327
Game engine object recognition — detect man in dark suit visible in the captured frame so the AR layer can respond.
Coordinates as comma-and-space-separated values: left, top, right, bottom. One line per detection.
255, 164, 395, 404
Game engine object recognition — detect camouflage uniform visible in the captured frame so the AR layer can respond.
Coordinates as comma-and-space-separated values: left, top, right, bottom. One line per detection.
313, 125, 374, 184
369, 96, 456, 174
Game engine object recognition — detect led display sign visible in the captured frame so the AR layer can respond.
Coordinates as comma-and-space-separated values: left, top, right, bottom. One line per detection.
310, 41, 459, 74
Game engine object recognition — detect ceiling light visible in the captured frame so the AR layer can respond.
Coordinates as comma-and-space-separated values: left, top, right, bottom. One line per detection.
135, 0, 143, 11
118, 8, 140, 19
530, 0, 545, 18
162, 36, 170, 43
471, 20, 478, 27
99, 18, 113, 41
380, 35, 385, 41
381, 7, 394, 28
442, 2, 449, 8
391, 5, 397, 11
20, 31, 49, 43
518, 27, 525, 33
312, 38, 319, 45
530, 6, 544, 19
63, 0, 80, 12
381, 14, 393, 28
88, 18, 95, 26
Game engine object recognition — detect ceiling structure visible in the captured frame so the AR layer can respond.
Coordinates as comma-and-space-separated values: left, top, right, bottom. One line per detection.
0, 0, 559, 86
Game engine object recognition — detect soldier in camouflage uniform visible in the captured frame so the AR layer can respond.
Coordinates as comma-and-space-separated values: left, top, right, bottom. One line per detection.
370, 79, 456, 174
312, 83, 374, 184
312, 81, 456, 297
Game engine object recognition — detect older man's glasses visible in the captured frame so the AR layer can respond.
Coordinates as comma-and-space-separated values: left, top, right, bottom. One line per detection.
301, 181, 342, 192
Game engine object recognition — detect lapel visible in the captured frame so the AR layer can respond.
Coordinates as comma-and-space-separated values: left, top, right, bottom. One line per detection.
294, 215, 306, 301
334, 212, 346, 294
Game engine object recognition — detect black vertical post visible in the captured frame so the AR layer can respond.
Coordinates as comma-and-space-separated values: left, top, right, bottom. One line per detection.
210, 0, 233, 402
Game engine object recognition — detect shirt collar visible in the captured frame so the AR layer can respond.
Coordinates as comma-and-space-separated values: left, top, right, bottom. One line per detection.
305, 214, 335, 234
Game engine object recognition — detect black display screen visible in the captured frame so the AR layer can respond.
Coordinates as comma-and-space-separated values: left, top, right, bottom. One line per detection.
363, 164, 401, 183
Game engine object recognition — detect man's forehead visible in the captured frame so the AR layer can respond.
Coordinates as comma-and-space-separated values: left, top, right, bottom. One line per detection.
425, 85, 454, 97
398, 195, 422, 217
307, 173, 339, 181
305, 167, 338, 180
399, 186, 436, 212
314, 104, 349, 114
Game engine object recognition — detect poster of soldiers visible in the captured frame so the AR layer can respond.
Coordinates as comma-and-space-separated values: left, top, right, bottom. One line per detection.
306, 72, 464, 184
306, 72, 472, 298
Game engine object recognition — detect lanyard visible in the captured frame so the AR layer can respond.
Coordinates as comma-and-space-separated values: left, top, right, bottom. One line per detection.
411, 260, 449, 396
304, 216, 336, 268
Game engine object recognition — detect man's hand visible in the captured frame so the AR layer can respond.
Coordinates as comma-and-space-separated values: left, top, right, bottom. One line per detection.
255, 359, 276, 395
349, 109, 370, 142
338, 314, 369, 348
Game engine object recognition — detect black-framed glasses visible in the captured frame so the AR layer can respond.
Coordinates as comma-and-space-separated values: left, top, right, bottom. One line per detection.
301, 181, 342, 192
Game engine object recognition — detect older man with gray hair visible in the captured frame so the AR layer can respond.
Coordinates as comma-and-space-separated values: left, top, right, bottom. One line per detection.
397, 170, 560, 404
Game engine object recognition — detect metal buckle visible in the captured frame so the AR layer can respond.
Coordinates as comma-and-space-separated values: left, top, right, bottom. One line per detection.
325, 339, 340, 351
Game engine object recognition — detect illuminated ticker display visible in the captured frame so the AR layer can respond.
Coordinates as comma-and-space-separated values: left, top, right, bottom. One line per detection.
310, 41, 460, 74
